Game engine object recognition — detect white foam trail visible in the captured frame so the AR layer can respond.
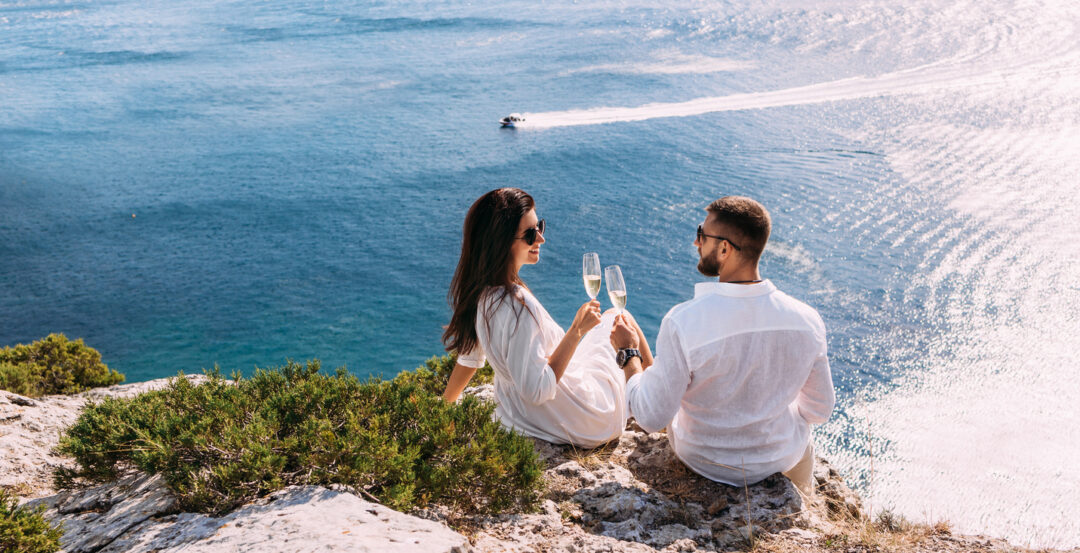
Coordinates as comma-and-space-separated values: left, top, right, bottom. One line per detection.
519, 61, 1035, 129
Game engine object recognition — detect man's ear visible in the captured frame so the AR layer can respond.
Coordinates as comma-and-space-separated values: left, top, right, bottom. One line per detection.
718, 241, 734, 261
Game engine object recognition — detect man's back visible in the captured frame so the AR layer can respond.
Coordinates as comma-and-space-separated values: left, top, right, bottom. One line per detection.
626, 280, 834, 485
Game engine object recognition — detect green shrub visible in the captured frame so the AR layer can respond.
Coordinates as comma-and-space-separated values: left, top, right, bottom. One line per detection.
391, 353, 494, 396
0, 489, 63, 553
0, 362, 37, 397
55, 360, 541, 517
0, 334, 124, 397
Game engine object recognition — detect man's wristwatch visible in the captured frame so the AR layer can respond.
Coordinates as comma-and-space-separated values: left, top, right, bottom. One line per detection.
616, 348, 641, 368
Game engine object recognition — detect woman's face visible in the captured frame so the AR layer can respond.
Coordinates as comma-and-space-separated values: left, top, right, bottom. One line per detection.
511, 208, 545, 270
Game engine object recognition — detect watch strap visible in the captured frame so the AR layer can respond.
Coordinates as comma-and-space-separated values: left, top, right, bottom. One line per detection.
617, 348, 641, 368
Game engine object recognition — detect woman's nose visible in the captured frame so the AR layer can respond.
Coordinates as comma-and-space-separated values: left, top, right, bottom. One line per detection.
536, 231, 546, 244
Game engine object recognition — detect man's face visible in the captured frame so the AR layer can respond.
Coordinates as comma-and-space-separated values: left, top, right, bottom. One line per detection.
695, 215, 724, 277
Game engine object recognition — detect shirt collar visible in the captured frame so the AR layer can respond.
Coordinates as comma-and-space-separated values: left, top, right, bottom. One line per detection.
694, 279, 776, 298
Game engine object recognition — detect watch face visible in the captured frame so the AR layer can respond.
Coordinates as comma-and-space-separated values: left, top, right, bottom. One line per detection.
616, 350, 627, 366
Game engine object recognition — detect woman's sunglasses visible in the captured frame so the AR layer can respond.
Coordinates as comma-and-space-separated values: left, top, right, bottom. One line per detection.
519, 219, 546, 246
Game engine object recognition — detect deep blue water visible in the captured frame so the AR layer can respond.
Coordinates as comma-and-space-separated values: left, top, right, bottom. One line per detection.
3, 0, 1078, 545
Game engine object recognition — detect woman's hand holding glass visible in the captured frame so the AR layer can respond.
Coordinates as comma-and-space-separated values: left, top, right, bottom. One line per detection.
570, 299, 603, 338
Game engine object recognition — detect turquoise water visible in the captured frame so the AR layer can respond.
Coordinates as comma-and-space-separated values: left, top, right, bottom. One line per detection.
2, 0, 1078, 546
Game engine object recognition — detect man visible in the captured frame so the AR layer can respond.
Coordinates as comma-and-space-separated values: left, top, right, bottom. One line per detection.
610, 196, 834, 495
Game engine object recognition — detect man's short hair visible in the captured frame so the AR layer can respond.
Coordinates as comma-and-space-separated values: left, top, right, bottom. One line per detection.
705, 196, 771, 263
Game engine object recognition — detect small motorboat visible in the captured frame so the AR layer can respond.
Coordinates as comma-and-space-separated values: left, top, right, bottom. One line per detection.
500, 113, 525, 128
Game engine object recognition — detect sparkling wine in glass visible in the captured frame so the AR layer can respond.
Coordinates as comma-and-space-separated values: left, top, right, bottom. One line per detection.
583, 253, 602, 299
605, 265, 627, 313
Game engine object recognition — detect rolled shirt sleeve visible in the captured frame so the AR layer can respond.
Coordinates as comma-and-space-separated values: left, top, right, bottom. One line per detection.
456, 346, 486, 369
795, 335, 835, 424
627, 316, 691, 433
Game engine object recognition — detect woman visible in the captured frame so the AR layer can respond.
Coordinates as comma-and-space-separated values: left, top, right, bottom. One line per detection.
441, 188, 653, 448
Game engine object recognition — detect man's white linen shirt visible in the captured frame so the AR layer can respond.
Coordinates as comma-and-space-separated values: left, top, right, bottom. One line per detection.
626, 280, 835, 486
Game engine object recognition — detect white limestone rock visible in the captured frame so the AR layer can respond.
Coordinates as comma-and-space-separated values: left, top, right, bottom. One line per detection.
29, 476, 471, 553
106, 485, 471, 553
25, 472, 179, 553
0, 376, 210, 498
0, 390, 83, 496
462, 383, 494, 403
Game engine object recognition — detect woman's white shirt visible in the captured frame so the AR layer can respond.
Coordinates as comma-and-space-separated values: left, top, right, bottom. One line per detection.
457, 285, 626, 448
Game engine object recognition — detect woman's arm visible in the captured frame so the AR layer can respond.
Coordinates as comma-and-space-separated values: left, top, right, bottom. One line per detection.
442, 362, 478, 402
635, 320, 654, 369
546, 300, 602, 381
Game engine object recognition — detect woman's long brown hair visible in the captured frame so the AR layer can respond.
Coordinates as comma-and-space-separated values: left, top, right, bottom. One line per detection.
443, 188, 535, 356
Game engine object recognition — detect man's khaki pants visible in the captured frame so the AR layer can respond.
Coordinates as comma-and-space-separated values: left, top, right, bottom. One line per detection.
782, 443, 815, 497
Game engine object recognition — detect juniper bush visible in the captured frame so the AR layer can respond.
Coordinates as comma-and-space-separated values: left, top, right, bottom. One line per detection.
55, 359, 541, 517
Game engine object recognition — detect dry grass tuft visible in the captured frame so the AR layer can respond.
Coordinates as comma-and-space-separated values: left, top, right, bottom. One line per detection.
746, 505, 1023, 553
0, 482, 36, 498
565, 439, 619, 470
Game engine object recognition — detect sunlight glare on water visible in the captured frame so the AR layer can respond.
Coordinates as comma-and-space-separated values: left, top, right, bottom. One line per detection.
830, 117, 1080, 546
812, 8, 1080, 542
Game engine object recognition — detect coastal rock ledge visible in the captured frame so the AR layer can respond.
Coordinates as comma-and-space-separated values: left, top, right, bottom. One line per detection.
2, 379, 1044, 553
25, 475, 469, 553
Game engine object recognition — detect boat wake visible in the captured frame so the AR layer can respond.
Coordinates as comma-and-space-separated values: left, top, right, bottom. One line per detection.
516, 56, 1058, 129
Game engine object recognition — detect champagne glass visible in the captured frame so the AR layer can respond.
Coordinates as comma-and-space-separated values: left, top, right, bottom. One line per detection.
605, 265, 627, 313
583, 253, 601, 300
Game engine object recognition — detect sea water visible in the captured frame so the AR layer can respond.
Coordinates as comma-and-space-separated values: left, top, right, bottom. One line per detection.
2, 0, 1078, 546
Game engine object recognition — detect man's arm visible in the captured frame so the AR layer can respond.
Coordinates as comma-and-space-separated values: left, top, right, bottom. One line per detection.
610, 314, 644, 381
611, 315, 689, 433
796, 346, 834, 424
613, 310, 654, 369
621, 357, 643, 381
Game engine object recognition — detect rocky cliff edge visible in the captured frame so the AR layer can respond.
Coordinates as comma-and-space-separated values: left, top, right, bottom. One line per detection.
1, 379, 1043, 553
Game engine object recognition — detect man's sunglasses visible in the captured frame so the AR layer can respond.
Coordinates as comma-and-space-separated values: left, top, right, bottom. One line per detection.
697, 224, 742, 251
519, 219, 546, 246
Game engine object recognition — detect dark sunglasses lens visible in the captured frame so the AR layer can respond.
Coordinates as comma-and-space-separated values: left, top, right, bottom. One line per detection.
696, 225, 704, 241
524, 220, 545, 246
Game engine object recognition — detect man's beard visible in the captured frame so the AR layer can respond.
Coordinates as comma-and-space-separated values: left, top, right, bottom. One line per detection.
697, 251, 721, 277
